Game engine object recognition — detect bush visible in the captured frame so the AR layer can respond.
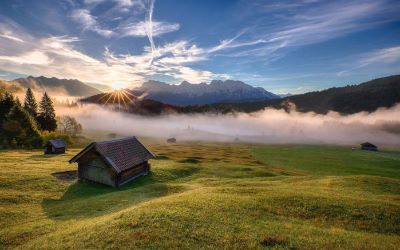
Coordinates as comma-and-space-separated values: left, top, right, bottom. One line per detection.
41, 131, 73, 147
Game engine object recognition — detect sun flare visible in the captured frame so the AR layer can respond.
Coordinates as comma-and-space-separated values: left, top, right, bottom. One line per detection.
111, 82, 128, 90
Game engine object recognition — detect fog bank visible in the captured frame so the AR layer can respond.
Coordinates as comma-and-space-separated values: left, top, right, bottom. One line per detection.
58, 103, 400, 146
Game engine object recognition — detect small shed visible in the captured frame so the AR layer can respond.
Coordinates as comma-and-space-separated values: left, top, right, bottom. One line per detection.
167, 138, 177, 143
44, 139, 66, 154
69, 137, 155, 187
361, 142, 378, 151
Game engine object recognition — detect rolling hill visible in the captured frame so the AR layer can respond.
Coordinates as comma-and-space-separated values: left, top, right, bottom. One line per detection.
10, 76, 102, 97
131, 80, 280, 106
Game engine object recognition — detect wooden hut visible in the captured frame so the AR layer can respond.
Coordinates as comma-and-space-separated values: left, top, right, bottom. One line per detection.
360, 142, 378, 151
167, 138, 176, 143
69, 137, 155, 187
44, 139, 66, 154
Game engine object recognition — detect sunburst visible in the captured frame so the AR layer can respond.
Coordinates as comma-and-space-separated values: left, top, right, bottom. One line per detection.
99, 89, 137, 111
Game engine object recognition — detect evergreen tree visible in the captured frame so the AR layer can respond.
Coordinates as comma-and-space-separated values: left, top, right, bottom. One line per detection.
15, 97, 22, 107
23, 88, 38, 118
37, 92, 57, 131
2, 104, 43, 147
0, 92, 15, 124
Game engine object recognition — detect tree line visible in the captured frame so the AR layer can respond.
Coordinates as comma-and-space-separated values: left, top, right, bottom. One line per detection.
0, 88, 82, 149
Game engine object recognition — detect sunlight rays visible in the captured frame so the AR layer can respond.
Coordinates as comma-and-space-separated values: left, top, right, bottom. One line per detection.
97, 89, 138, 111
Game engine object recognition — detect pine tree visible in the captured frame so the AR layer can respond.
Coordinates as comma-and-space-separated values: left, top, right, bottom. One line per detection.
3, 104, 43, 147
15, 97, 22, 107
0, 92, 15, 124
23, 88, 38, 118
37, 92, 57, 131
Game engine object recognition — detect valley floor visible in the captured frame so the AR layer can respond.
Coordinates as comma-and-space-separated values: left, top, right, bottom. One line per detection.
0, 143, 399, 249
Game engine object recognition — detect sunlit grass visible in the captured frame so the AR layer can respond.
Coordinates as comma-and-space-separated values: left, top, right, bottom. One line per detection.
0, 143, 399, 249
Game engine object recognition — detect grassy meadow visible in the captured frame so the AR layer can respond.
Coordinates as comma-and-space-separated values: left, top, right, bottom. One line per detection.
0, 141, 399, 249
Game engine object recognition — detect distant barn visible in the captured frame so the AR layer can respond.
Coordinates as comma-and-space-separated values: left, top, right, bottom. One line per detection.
44, 139, 66, 154
69, 137, 155, 187
361, 142, 378, 151
167, 138, 177, 143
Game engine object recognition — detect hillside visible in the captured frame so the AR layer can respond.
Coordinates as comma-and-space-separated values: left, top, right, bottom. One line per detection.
183, 75, 400, 114
0, 79, 23, 95
11, 76, 102, 97
131, 80, 280, 106
0, 143, 399, 249
81, 90, 179, 115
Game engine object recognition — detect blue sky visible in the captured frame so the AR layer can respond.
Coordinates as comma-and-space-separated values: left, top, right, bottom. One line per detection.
0, 0, 399, 93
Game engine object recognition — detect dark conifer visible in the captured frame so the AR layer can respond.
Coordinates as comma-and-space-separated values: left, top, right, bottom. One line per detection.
37, 92, 57, 131
23, 88, 38, 118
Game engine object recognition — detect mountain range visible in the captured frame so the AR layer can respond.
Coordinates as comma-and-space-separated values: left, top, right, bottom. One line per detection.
81, 75, 400, 115
131, 80, 280, 106
184, 75, 400, 114
7, 76, 101, 97
2, 74, 399, 115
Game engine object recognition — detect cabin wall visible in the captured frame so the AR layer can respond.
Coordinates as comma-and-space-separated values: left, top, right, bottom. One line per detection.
77, 150, 116, 187
44, 146, 65, 154
117, 162, 149, 187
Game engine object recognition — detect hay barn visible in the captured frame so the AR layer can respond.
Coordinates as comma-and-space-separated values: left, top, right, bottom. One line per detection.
167, 138, 176, 143
44, 139, 66, 154
361, 142, 378, 151
69, 137, 155, 187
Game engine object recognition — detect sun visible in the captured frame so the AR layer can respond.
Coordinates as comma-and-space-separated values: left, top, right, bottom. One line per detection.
111, 82, 128, 90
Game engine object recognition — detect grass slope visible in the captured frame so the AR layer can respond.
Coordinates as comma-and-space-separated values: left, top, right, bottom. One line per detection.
0, 143, 399, 249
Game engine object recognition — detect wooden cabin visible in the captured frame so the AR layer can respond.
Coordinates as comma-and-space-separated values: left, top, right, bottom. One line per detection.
360, 142, 378, 151
69, 137, 155, 187
44, 139, 66, 154
167, 138, 176, 143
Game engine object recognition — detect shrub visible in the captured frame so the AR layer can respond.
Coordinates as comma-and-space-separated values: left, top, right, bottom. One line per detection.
41, 131, 73, 146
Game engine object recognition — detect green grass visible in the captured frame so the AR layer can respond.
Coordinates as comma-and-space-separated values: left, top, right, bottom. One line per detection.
0, 143, 399, 249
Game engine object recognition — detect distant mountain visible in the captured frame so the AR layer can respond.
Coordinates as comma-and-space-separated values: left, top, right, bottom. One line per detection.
183, 75, 400, 114
85, 82, 113, 92
81, 91, 180, 115
82, 75, 400, 115
275, 75, 400, 114
11, 76, 101, 97
278, 93, 292, 98
130, 80, 280, 106
0, 80, 23, 95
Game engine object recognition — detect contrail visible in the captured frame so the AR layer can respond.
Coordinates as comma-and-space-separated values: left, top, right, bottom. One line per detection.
145, 0, 155, 65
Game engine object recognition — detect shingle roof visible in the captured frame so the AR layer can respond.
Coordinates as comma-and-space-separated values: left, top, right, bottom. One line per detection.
48, 139, 66, 148
69, 137, 155, 173
361, 142, 377, 147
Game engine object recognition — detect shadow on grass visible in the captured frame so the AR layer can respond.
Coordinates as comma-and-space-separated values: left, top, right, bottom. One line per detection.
30, 153, 63, 159
42, 167, 198, 220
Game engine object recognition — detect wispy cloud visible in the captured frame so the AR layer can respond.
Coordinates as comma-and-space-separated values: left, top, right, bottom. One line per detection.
0, 18, 218, 85
338, 45, 400, 76
121, 20, 180, 38
71, 9, 114, 37
220, 0, 400, 60
0, 33, 24, 43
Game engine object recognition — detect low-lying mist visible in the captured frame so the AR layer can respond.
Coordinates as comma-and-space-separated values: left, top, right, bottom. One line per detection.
58, 103, 400, 146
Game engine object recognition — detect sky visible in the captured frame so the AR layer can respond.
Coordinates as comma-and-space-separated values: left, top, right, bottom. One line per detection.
0, 0, 399, 94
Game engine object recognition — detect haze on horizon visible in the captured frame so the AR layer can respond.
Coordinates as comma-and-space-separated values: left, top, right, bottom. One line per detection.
0, 0, 400, 94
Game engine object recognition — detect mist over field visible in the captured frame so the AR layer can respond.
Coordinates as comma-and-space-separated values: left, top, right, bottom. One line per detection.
58, 103, 400, 146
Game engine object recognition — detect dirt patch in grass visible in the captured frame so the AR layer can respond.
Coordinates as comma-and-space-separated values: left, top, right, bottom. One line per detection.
177, 158, 201, 164
260, 236, 289, 248
52, 170, 77, 182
